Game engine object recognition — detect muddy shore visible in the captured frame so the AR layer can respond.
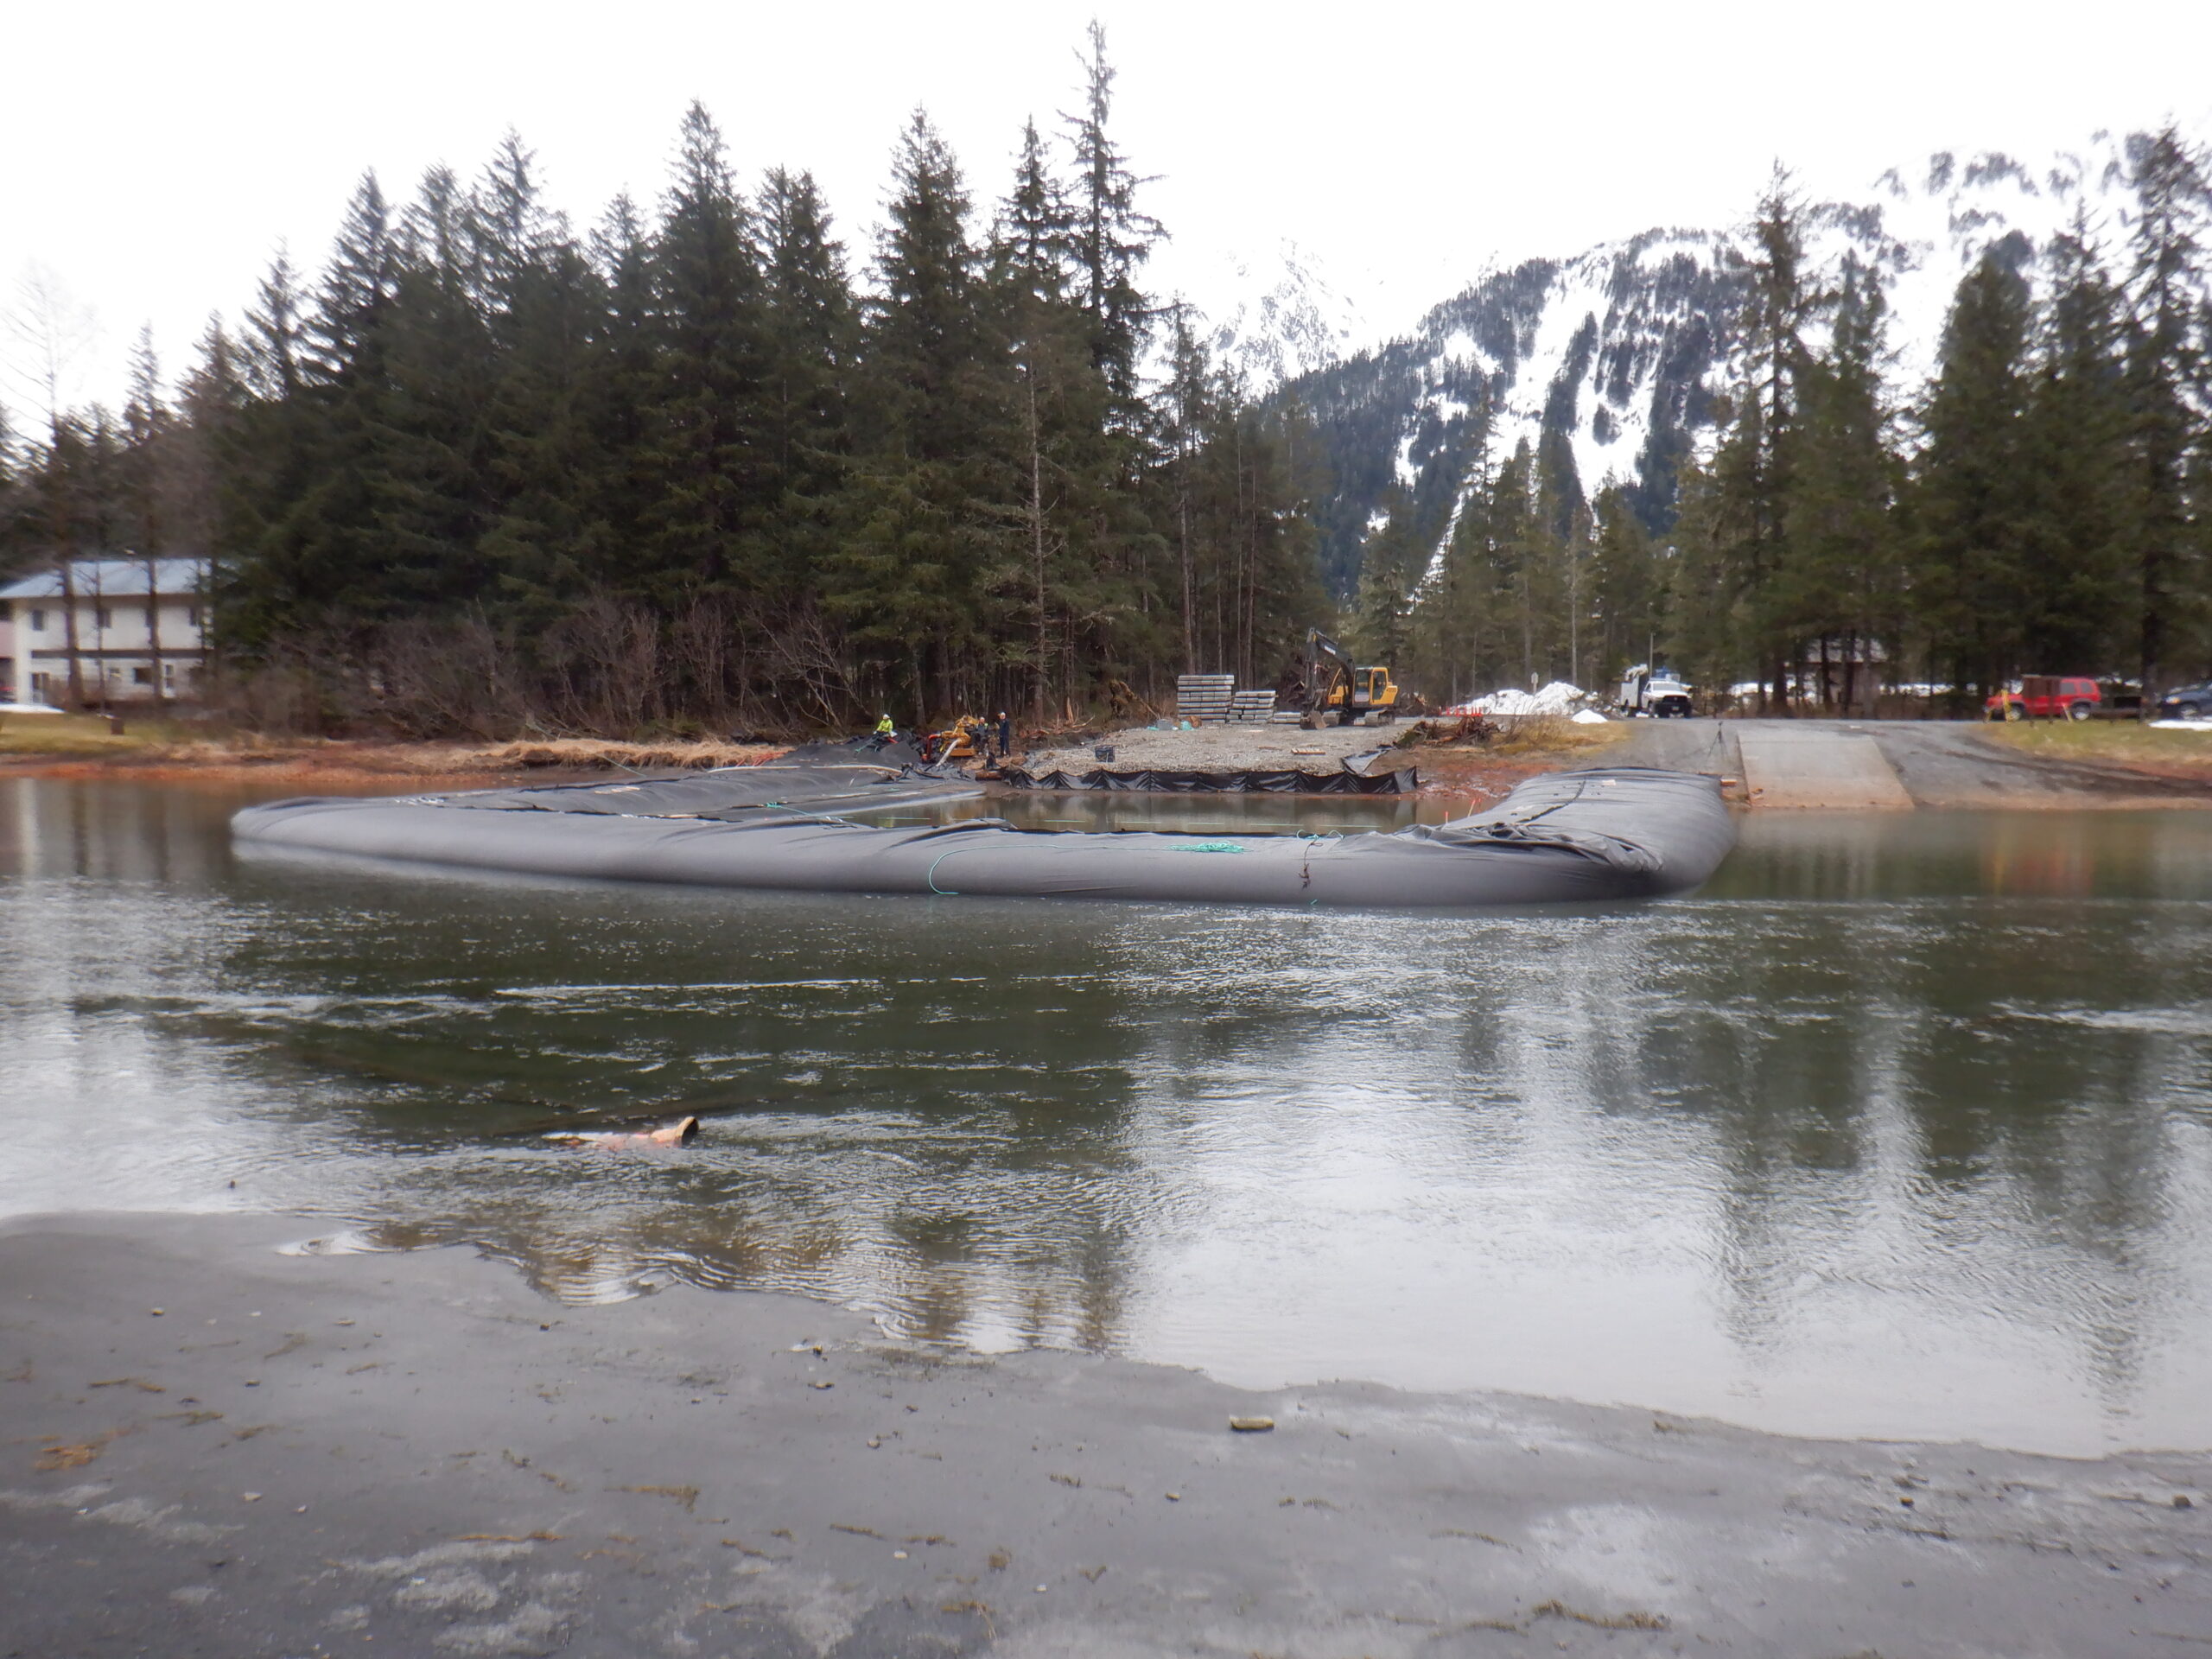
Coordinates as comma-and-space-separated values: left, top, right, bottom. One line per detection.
3, 1211, 2208, 1657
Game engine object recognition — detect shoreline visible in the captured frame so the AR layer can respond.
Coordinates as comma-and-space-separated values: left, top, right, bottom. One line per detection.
3, 1209, 2208, 1655
9, 715, 2212, 809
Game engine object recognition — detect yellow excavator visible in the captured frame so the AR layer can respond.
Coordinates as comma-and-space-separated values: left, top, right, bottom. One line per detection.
1300, 629, 1402, 727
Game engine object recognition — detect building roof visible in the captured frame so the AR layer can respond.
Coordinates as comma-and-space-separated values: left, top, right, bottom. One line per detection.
0, 558, 210, 601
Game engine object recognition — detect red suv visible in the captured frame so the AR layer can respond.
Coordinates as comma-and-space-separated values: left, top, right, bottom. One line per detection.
1985, 677, 2101, 721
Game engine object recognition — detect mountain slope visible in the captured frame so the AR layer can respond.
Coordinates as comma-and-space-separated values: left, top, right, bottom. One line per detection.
1276, 136, 2148, 600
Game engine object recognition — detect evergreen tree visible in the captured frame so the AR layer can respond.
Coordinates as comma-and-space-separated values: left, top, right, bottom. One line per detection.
479, 144, 607, 626
1726, 168, 1820, 708
993, 121, 1098, 717
1916, 245, 2034, 701
640, 102, 770, 606
2120, 126, 2209, 694
377, 164, 500, 613
1060, 22, 1162, 434
1782, 256, 1900, 711
755, 167, 857, 601
828, 110, 1013, 715
220, 171, 400, 651
577, 193, 658, 591
1590, 483, 1666, 687
2019, 216, 2133, 672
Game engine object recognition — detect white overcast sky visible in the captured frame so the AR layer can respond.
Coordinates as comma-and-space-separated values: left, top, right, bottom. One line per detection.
6, 0, 2210, 414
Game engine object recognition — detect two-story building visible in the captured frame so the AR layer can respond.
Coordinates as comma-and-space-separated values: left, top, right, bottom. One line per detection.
0, 558, 212, 708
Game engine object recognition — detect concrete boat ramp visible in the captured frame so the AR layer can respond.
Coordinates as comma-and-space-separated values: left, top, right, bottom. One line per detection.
1733, 726, 1915, 810
1593, 717, 2212, 809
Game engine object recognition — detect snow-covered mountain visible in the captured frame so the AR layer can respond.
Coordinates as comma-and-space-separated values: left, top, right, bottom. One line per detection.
1263, 134, 2152, 598
1192, 239, 1372, 390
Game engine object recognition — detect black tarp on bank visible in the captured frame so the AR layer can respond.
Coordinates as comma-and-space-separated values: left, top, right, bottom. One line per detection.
377, 761, 982, 819
232, 767, 1736, 908
1002, 766, 1419, 795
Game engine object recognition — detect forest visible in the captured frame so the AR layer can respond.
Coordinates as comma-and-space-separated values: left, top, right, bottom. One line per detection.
0, 28, 1322, 735
2, 36, 2208, 730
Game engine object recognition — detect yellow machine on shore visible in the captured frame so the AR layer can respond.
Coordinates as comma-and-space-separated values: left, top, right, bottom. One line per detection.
921, 715, 988, 765
1301, 630, 1402, 727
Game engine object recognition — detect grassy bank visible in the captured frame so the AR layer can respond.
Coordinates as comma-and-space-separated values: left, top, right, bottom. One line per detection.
0, 712, 202, 758
1979, 719, 2212, 778
0, 717, 789, 780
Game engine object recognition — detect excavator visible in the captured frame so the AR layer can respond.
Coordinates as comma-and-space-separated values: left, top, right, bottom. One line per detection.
1300, 629, 1402, 728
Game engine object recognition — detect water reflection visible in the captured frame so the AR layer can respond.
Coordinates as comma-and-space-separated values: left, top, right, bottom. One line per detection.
4, 776, 2212, 1453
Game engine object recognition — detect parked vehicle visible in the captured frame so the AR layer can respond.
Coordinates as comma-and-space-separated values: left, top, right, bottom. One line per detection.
2157, 683, 2212, 721
1985, 676, 2107, 721
1618, 664, 1694, 718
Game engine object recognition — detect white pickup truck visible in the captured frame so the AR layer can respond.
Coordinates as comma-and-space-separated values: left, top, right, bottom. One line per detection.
1618, 665, 1694, 718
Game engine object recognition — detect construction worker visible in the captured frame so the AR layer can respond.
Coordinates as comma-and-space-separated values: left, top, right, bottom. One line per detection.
996, 710, 1013, 758
874, 712, 894, 738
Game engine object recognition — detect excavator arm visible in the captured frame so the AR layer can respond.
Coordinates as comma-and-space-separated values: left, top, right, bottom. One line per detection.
1304, 629, 1360, 725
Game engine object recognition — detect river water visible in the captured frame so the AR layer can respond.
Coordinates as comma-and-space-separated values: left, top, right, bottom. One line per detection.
4, 775, 2210, 1455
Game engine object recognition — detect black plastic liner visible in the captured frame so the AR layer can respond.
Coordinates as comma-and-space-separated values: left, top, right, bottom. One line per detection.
232, 766, 1735, 908
1004, 766, 1419, 795
380, 762, 982, 819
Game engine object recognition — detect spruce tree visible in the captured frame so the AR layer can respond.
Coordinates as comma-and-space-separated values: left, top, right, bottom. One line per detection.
378, 164, 500, 614
1915, 245, 2035, 700
2120, 126, 2209, 695
640, 102, 771, 607
1726, 168, 1820, 709
2019, 216, 2132, 673
993, 119, 1093, 717
1591, 483, 1665, 690
579, 194, 658, 592
1061, 22, 1162, 435
756, 167, 857, 602
222, 171, 400, 650
479, 143, 607, 627
829, 109, 1013, 716
1782, 256, 1900, 711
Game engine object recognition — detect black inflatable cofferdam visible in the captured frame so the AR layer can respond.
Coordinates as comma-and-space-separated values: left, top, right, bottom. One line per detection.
230, 767, 1736, 907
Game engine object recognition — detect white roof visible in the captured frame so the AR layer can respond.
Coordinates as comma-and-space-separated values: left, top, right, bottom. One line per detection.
0, 558, 209, 601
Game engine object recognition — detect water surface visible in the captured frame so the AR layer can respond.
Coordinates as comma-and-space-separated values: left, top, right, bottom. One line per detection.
4, 776, 2210, 1454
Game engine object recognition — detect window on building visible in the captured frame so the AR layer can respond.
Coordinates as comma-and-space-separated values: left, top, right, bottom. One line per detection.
96, 607, 111, 630
29, 609, 45, 632
186, 606, 201, 629
132, 666, 155, 684
30, 672, 51, 698
145, 607, 158, 631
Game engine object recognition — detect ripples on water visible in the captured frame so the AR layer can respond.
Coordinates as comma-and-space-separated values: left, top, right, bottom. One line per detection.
4, 777, 2212, 1454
